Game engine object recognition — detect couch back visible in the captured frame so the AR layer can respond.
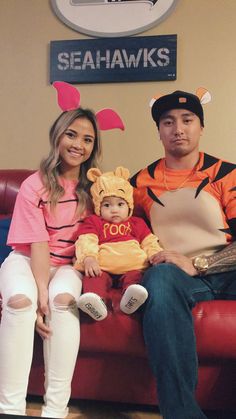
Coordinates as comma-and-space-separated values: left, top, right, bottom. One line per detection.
0, 169, 35, 264
0, 169, 34, 219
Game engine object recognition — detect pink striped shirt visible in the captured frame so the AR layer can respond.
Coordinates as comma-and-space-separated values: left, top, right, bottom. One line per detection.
7, 171, 87, 266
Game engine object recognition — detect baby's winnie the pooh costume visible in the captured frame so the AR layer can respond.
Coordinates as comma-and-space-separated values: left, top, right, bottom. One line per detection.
75, 167, 162, 321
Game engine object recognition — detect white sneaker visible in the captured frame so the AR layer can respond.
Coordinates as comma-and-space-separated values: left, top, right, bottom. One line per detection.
78, 292, 108, 321
120, 284, 148, 314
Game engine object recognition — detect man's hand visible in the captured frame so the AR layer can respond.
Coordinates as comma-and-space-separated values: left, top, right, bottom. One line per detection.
84, 256, 102, 277
149, 250, 197, 276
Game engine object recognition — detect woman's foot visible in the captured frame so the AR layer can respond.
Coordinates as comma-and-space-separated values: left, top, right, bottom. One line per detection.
120, 284, 148, 314
78, 292, 108, 320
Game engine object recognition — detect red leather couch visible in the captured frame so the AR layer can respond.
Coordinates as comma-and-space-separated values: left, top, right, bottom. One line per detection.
1, 169, 236, 411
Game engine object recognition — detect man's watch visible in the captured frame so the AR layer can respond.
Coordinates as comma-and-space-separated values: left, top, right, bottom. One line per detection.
193, 255, 209, 275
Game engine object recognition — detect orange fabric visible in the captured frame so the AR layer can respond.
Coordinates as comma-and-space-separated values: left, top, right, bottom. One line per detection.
131, 152, 236, 258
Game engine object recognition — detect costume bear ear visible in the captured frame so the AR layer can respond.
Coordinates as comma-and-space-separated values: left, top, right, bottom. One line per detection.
114, 166, 130, 180
196, 87, 211, 104
87, 168, 103, 182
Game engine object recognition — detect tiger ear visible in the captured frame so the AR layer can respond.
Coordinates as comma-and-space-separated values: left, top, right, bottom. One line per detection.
196, 87, 212, 105
149, 94, 163, 108
114, 166, 130, 180
87, 168, 103, 182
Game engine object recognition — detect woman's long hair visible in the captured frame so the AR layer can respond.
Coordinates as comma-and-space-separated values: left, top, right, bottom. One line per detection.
40, 108, 101, 214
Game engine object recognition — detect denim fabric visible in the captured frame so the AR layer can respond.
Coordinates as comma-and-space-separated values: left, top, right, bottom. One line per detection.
141, 263, 236, 419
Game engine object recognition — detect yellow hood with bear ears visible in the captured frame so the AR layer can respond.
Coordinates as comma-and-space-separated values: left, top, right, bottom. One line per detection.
87, 166, 134, 216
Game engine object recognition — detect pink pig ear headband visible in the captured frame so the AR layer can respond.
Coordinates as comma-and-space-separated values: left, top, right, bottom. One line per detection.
53, 81, 125, 131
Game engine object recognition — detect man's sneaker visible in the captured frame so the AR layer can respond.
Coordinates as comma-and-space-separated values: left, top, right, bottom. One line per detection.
120, 284, 148, 314
78, 292, 108, 321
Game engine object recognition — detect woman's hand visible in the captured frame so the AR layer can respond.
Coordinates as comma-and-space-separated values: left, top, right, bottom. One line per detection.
36, 287, 52, 339
38, 286, 49, 317
36, 310, 52, 339
149, 250, 197, 276
84, 256, 102, 277
30, 242, 52, 337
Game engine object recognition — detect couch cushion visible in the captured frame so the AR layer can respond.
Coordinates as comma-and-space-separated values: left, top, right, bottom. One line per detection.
193, 300, 236, 360
0, 218, 12, 265
80, 287, 147, 357
80, 310, 146, 357
80, 291, 236, 361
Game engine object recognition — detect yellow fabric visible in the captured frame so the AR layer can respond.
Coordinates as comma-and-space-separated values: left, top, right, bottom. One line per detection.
74, 233, 99, 270
75, 234, 162, 274
87, 167, 134, 216
141, 233, 162, 258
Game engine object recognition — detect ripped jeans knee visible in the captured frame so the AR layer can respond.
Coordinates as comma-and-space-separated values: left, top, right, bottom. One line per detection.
51, 293, 77, 312
5, 294, 34, 313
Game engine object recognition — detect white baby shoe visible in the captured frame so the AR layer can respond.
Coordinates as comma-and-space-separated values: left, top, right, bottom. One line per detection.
120, 284, 148, 314
78, 292, 108, 321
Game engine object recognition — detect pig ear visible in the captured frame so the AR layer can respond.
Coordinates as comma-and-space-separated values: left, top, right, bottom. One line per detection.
196, 87, 212, 105
52, 82, 125, 131
96, 109, 125, 131
87, 168, 103, 182
53, 81, 81, 111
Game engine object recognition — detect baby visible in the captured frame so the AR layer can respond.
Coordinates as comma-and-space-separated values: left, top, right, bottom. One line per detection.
74, 166, 162, 320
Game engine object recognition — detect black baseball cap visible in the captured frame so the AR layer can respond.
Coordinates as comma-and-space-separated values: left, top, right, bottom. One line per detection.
151, 90, 204, 127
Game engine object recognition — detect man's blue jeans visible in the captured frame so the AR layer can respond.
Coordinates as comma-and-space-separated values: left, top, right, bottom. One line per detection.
141, 263, 236, 419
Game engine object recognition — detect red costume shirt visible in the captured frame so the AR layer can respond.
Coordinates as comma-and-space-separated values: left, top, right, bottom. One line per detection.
75, 214, 161, 274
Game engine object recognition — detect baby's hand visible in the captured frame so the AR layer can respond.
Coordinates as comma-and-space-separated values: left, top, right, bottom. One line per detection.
84, 256, 102, 277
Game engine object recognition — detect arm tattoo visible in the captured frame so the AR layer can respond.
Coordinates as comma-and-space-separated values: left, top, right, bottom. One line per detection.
205, 241, 236, 275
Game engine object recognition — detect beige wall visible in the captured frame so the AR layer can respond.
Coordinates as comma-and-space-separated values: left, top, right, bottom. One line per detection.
1, 0, 236, 174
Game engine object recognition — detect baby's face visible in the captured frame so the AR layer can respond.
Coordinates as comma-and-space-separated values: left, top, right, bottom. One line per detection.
100, 196, 129, 223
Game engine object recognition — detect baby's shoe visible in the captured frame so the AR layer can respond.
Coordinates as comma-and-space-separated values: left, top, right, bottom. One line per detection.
120, 284, 148, 314
78, 292, 108, 321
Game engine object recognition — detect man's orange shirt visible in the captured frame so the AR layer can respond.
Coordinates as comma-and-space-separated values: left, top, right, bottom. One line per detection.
131, 152, 236, 258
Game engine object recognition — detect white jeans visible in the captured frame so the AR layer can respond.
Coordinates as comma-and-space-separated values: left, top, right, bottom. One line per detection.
0, 251, 82, 418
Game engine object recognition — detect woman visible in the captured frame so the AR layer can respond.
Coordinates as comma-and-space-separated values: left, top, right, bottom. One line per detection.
0, 82, 123, 417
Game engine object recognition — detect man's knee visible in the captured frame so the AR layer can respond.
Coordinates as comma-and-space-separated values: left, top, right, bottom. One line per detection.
142, 264, 190, 307
143, 263, 183, 288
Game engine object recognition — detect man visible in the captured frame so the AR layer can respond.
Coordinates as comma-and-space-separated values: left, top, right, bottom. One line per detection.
130, 90, 236, 419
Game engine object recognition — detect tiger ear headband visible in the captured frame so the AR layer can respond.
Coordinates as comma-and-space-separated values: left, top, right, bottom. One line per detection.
150, 88, 211, 127
149, 88, 212, 108
53, 81, 125, 131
